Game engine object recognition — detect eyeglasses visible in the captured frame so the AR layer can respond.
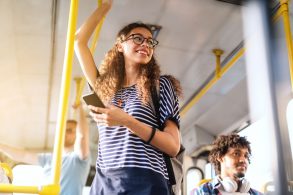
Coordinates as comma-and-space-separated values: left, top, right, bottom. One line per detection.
124, 34, 159, 48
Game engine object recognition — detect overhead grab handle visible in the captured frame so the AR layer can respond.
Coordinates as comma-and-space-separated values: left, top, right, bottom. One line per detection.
212, 49, 224, 79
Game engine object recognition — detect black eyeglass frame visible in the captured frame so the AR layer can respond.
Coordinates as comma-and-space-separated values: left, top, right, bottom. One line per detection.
123, 33, 159, 48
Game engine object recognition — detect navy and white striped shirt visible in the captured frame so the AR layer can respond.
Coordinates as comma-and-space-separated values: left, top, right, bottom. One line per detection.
96, 76, 180, 179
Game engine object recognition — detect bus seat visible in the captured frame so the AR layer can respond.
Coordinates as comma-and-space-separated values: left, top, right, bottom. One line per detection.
0, 162, 13, 183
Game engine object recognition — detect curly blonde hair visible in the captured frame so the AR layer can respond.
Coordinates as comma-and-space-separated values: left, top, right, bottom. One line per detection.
94, 22, 182, 104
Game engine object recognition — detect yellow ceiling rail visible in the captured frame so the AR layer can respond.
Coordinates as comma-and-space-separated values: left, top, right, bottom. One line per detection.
180, 47, 244, 117
180, 0, 293, 117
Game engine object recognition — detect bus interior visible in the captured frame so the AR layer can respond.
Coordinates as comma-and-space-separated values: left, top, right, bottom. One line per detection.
0, 0, 293, 194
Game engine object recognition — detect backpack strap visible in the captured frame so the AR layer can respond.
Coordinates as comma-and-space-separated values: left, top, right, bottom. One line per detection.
150, 82, 177, 185
150, 83, 160, 127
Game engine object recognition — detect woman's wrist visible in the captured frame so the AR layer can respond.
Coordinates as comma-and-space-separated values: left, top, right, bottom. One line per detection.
123, 114, 135, 128
101, 2, 112, 13
146, 127, 156, 144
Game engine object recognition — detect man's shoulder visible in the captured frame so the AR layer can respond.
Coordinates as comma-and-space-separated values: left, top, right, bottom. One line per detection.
200, 181, 214, 190
191, 182, 215, 195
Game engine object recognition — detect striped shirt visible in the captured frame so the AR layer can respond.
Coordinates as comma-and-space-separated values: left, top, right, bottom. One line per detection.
96, 76, 180, 179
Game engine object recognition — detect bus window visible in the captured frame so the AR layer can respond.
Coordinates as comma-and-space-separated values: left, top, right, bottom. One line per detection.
239, 120, 274, 192
186, 167, 203, 195
12, 164, 45, 195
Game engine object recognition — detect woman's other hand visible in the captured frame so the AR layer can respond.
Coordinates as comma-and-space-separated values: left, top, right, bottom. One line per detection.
88, 105, 130, 127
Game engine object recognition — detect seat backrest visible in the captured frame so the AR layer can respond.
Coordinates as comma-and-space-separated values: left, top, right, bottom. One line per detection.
0, 162, 13, 183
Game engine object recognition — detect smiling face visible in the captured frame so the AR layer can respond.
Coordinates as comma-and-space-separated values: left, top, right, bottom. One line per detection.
219, 147, 249, 179
117, 27, 155, 66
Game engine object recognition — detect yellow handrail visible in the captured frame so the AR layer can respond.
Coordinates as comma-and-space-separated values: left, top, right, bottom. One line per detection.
0, 184, 59, 195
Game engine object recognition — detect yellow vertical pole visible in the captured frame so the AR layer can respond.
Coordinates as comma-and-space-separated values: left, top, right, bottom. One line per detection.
51, 0, 79, 189
280, 0, 293, 91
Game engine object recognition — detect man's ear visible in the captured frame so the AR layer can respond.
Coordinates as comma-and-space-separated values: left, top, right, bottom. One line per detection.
217, 156, 223, 163
116, 43, 123, 52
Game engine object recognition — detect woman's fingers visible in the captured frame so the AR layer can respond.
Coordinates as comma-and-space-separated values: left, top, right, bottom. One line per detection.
89, 111, 109, 126
88, 105, 108, 114
88, 105, 125, 126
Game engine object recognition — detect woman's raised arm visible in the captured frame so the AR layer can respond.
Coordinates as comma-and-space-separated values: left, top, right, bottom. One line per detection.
74, 0, 112, 88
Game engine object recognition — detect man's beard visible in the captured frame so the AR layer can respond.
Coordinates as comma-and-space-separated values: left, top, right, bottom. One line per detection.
234, 172, 245, 179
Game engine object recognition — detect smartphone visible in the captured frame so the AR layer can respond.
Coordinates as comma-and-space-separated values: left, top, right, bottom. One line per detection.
82, 92, 105, 108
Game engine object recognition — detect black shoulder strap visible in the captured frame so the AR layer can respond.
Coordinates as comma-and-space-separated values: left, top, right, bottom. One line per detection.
150, 82, 176, 185
150, 84, 161, 128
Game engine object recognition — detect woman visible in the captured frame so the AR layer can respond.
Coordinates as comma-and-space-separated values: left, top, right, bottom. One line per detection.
75, 1, 182, 194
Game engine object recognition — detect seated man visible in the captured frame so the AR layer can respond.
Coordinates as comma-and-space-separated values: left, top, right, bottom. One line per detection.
0, 103, 90, 195
193, 134, 262, 195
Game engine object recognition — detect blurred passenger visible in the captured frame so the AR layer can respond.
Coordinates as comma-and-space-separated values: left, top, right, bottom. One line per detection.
192, 134, 262, 195
0, 103, 90, 195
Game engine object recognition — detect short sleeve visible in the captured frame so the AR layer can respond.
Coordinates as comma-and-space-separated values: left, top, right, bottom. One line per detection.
159, 76, 180, 128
